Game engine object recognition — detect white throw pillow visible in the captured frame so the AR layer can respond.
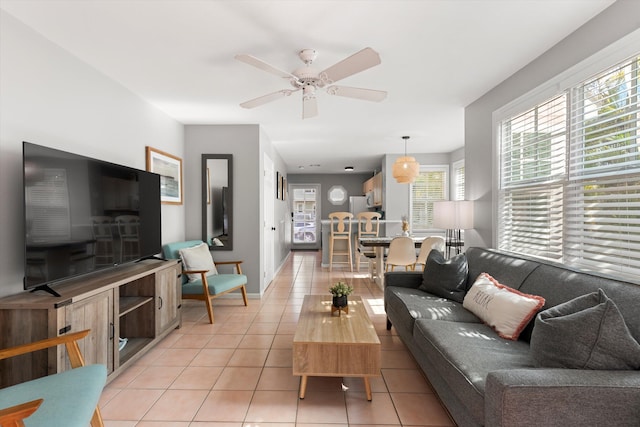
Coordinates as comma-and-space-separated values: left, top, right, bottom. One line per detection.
178, 242, 218, 282
463, 273, 545, 340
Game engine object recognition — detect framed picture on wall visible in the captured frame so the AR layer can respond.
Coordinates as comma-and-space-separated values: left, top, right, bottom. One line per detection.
145, 146, 183, 205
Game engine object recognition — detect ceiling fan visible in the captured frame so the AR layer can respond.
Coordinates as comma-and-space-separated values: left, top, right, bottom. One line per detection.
235, 47, 387, 119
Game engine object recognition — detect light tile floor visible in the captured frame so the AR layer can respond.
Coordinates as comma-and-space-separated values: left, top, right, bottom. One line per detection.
99, 251, 455, 426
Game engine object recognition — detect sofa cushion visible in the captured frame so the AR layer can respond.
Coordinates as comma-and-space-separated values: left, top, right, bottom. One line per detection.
465, 247, 540, 291
530, 289, 640, 370
179, 242, 218, 282
413, 319, 534, 426
419, 251, 468, 303
518, 263, 640, 342
0, 364, 107, 427
463, 273, 545, 340
385, 286, 481, 333
182, 273, 247, 296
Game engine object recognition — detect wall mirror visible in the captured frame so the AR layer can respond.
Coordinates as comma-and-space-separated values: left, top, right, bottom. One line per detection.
202, 154, 233, 250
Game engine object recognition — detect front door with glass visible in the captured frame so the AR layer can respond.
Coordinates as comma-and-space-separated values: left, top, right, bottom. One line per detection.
291, 184, 321, 250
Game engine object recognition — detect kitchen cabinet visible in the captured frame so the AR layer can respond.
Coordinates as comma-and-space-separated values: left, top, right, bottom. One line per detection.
372, 172, 383, 206
363, 177, 374, 195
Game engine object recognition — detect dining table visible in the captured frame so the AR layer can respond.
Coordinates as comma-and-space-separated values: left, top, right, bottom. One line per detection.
358, 236, 425, 288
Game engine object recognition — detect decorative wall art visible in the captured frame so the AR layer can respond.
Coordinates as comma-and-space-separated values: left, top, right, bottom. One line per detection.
146, 146, 183, 205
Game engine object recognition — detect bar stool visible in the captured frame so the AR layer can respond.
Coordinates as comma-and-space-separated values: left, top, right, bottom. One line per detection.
385, 236, 416, 272
414, 236, 446, 271
328, 212, 353, 272
355, 212, 381, 276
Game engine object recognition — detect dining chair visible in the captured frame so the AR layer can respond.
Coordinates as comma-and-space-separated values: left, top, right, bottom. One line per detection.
414, 236, 446, 271
385, 236, 417, 272
354, 212, 381, 277
328, 211, 354, 272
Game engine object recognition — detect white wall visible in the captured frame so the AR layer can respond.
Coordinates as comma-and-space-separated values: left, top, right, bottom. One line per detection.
464, 0, 640, 249
184, 125, 291, 296
0, 11, 184, 297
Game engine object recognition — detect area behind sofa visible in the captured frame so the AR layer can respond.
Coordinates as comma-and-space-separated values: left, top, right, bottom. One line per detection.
384, 247, 640, 427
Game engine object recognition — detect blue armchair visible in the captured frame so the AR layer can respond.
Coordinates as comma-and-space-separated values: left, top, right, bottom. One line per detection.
0, 329, 107, 427
162, 240, 248, 323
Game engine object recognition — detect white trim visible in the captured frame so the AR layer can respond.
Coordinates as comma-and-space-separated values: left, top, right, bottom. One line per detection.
494, 28, 640, 122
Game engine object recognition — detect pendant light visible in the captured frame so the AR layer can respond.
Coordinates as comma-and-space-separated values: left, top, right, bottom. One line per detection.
392, 136, 420, 184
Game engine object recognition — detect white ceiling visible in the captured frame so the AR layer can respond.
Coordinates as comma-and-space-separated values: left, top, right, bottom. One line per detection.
1, 0, 615, 173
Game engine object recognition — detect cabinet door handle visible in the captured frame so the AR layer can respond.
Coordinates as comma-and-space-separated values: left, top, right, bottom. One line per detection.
109, 322, 114, 340
158, 296, 163, 309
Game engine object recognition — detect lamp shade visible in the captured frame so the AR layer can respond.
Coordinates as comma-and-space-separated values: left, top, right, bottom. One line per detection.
392, 156, 420, 183
433, 200, 474, 229
455, 200, 474, 229
432, 201, 456, 229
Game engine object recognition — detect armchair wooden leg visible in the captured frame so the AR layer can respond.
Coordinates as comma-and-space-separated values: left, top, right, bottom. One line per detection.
240, 285, 248, 306
90, 406, 105, 427
204, 297, 215, 324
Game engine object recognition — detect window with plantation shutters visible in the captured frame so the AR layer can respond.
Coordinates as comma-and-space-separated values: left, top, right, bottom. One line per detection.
410, 166, 448, 231
498, 53, 640, 282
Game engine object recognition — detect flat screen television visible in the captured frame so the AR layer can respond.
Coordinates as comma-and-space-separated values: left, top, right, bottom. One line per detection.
23, 141, 162, 296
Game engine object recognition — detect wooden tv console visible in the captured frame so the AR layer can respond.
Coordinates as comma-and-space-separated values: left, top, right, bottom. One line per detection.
0, 259, 181, 388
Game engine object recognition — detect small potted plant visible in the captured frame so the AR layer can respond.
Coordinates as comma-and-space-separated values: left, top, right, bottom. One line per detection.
329, 281, 354, 311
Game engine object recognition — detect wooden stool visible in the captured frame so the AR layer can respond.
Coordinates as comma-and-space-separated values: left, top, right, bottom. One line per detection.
328, 212, 353, 271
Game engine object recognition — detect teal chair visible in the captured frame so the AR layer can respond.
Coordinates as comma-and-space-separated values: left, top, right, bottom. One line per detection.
162, 240, 248, 323
0, 329, 106, 427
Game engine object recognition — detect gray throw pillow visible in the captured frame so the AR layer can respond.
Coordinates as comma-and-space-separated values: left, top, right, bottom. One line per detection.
530, 289, 640, 370
419, 250, 468, 303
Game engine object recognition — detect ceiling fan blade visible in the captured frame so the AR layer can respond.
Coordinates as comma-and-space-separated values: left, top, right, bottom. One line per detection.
319, 47, 382, 85
235, 54, 298, 80
240, 89, 297, 109
326, 85, 387, 102
303, 95, 318, 119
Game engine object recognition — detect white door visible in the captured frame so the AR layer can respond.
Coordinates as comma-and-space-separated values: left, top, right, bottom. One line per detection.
263, 153, 275, 290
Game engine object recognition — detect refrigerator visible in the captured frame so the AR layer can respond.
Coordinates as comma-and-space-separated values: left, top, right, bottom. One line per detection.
349, 196, 368, 215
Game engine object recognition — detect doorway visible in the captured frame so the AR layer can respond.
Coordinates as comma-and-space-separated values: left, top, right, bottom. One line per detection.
290, 184, 321, 250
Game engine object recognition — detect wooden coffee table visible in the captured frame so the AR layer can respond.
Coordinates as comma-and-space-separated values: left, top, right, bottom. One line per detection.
293, 295, 381, 401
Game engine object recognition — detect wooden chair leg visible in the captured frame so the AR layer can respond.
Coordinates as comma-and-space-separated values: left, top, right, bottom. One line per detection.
240, 285, 248, 306
204, 297, 215, 324
90, 407, 105, 427
329, 236, 334, 272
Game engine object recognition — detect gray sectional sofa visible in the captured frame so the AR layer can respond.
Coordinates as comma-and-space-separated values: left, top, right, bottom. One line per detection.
384, 247, 640, 427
